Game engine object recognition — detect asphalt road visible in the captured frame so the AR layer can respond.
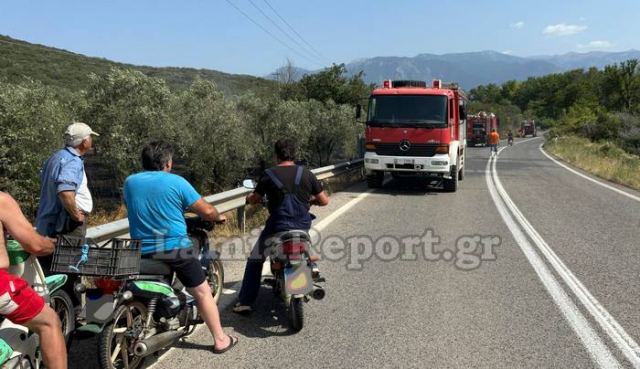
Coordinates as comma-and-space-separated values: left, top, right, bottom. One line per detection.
68, 137, 640, 368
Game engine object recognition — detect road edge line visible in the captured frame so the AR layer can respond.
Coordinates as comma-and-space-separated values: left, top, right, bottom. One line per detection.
487, 155, 622, 368
539, 143, 640, 203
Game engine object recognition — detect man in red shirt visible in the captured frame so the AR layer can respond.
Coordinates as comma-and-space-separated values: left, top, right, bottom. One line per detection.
0, 192, 67, 369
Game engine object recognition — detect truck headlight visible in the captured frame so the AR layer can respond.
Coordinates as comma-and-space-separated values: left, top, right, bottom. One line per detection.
365, 158, 379, 164
431, 160, 448, 166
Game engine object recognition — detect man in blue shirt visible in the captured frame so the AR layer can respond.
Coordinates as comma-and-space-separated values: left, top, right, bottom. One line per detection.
36, 122, 98, 289
123, 140, 237, 354
36, 122, 98, 238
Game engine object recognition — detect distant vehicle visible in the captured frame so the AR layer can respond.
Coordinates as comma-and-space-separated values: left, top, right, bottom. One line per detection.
519, 120, 537, 137
466, 112, 498, 146
358, 79, 468, 192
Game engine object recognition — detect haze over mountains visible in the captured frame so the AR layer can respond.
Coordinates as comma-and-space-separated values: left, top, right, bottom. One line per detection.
274, 50, 640, 89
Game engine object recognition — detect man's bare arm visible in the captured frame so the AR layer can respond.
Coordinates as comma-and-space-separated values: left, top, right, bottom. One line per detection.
246, 192, 263, 205
310, 191, 330, 207
189, 198, 226, 223
58, 191, 84, 223
0, 193, 54, 255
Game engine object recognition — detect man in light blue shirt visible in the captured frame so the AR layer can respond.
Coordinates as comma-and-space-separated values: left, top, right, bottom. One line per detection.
124, 168, 202, 254
123, 140, 237, 354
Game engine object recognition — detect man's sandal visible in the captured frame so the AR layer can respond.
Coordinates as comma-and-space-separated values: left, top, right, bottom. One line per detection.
213, 335, 238, 354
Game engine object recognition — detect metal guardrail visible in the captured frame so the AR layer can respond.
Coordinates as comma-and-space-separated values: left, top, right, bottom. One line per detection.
86, 159, 364, 242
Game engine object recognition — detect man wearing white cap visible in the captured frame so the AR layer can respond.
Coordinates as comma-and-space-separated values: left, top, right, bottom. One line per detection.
35, 122, 99, 247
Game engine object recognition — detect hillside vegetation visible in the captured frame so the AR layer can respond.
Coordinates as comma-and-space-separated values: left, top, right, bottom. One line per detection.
0, 34, 275, 95
0, 35, 371, 218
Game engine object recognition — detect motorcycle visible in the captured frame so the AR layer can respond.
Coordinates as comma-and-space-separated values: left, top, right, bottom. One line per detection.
0, 236, 75, 369
60, 216, 224, 369
242, 179, 325, 333
508, 136, 514, 146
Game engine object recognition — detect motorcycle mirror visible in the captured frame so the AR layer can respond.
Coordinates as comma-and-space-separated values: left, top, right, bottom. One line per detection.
242, 179, 257, 189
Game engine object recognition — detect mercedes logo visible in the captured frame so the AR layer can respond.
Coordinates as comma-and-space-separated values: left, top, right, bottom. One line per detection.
399, 139, 411, 152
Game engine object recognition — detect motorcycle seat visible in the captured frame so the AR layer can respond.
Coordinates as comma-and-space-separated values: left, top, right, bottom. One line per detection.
139, 258, 173, 277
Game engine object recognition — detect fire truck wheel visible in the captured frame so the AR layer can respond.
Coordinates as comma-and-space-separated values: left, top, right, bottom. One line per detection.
443, 165, 458, 192
458, 165, 465, 181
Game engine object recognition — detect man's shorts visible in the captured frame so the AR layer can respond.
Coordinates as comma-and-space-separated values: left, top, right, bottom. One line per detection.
0, 270, 45, 325
142, 248, 206, 288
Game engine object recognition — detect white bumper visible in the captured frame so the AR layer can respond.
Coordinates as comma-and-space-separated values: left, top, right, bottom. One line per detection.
364, 152, 451, 175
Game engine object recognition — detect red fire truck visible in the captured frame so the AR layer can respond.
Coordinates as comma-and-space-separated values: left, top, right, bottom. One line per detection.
519, 120, 537, 137
359, 79, 468, 192
466, 112, 498, 146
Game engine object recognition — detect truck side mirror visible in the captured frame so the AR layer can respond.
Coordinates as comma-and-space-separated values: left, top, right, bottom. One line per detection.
356, 104, 362, 120
459, 105, 467, 120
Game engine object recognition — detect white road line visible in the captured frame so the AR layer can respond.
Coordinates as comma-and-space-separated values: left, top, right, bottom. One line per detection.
539, 143, 640, 203
495, 146, 640, 367
314, 189, 373, 232
485, 156, 622, 369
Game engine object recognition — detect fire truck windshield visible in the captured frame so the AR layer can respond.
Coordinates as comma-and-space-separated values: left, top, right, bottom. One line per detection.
367, 95, 448, 127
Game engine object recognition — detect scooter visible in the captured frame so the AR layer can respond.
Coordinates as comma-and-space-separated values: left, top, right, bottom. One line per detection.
265, 230, 325, 332
242, 179, 325, 332
0, 237, 75, 369
64, 217, 224, 369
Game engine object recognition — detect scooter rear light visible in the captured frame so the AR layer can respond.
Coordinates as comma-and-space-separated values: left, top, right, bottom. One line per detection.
282, 241, 306, 255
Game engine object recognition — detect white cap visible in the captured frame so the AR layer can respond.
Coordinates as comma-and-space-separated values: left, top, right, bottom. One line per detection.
64, 122, 99, 147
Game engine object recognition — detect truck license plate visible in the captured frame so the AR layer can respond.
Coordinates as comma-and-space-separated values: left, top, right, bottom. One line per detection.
395, 159, 414, 166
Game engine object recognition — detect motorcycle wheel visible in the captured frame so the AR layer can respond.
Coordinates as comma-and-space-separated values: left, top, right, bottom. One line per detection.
206, 259, 224, 304
50, 289, 75, 348
98, 302, 148, 369
288, 298, 304, 333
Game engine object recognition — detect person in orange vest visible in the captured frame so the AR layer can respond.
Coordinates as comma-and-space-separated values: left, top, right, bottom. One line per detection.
488, 128, 500, 157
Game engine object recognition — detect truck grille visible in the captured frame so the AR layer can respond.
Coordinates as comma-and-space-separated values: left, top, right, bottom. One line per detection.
375, 143, 437, 157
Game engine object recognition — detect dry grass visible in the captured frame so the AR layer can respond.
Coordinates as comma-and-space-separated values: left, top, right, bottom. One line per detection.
88, 203, 127, 226
545, 136, 640, 190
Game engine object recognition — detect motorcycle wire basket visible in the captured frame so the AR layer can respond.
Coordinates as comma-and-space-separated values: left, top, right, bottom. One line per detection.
51, 235, 141, 277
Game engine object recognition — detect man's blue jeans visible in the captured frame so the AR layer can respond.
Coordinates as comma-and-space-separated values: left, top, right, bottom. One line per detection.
238, 229, 273, 306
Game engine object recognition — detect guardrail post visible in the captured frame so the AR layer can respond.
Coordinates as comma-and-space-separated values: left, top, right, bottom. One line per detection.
237, 206, 246, 234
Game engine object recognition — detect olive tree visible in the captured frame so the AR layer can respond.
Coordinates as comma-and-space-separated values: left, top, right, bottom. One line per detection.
171, 79, 251, 193
0, 81, 71, 215
81, 68, 172, 182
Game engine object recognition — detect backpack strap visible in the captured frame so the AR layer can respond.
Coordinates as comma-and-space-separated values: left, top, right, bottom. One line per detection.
294, 166, 304, 187
264, 169, 285, 191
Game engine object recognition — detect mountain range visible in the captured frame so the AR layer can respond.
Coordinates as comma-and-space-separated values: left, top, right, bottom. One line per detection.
2, 33, 639, 93
275, 50, 640, 89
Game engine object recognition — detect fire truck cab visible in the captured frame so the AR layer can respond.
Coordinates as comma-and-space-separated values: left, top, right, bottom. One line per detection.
362, 79, 468, 192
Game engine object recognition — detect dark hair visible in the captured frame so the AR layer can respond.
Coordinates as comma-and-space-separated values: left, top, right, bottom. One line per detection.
274, 138, 296, 162
142, 141, 174, 171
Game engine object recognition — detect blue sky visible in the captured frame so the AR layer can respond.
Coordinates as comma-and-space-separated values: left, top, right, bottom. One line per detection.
1, 0, 639, 76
